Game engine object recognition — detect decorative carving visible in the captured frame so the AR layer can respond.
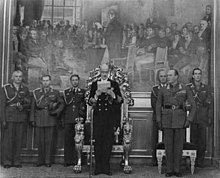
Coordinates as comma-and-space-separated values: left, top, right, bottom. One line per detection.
73, 117, 84, 173
123, 117, 132, 174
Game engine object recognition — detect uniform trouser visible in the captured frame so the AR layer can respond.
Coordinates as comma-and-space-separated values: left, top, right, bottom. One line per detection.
152, 119, 159, 162
36, 126, 55, 164
164, 128, 185, 173
191, 123, 206, 163
93, 114, 114, 173
64, 123, 76, 164
3, 122, 24, 165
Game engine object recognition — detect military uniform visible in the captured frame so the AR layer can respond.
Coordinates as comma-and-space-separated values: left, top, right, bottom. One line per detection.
63, 87, 86, 165
156, 83, 196, 173
1, 83, 31, 166
30, 87, 64, 165
89, 79, 122, 174
187, 82, 213, 166
150, 84, 166, 164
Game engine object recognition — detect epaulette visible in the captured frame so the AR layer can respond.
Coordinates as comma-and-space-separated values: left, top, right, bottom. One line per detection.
186, 83, 192, 86
64, 87, 71, 93
152, 84, 159, 89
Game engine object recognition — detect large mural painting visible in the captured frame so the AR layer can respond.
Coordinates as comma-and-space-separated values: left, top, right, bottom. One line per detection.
11, 0, 212, 92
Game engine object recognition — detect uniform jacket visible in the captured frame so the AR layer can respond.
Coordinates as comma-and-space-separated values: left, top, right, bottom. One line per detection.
89, 79, 122, 128
26, 38, 42, 57
30, 87, 64, 127
156, 83, 196, 128
187, 82, 213, 125
151, 84, 167, 121
1, 82, 31, 122
63, 87, 86, 124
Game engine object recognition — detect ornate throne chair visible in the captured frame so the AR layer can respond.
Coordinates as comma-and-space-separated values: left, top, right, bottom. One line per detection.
73, 64, 134, 174
156, 124, 197, 175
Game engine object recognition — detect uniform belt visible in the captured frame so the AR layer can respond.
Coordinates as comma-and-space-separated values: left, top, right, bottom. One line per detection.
164, 105, 183, 110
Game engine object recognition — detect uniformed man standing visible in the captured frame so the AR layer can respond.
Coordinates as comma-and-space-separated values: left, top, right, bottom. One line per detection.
187, 68, 213, 168
62, 74, 86, 167
150, 69, 167, 166
156, 69, 196, 177
1, 70, 31, 168
30, 75, 64, 167
89, 64, 122, 176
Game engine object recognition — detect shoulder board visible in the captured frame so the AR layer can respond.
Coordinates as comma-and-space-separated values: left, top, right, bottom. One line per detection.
64, 87, 71, 92
152, 85, 159, 88
186, 83, 192, 86
3, 83, 12, 88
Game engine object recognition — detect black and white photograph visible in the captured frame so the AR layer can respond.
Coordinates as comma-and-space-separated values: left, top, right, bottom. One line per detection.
0, 0, 219, 177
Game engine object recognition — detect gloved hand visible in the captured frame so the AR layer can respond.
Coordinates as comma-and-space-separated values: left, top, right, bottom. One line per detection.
17, 104, 24, 111
184, 120, 190, 128
106, 88, 115, 98
2, 121, 7, 129
157, 121, 162, 130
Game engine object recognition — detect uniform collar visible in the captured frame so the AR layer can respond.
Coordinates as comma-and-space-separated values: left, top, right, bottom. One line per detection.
41, 85, 53, 93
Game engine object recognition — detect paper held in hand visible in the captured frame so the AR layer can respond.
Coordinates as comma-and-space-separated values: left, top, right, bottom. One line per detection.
97, 80, 111, 90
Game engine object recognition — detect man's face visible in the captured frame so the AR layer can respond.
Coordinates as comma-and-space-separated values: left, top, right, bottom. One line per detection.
192, 69, 202, 82
146, 28, 153, 36
100, 70, 109, 80
158, 71, 167, 84
109, 13, 115, 20
12, 72, 23, 84
158, 30, 165, 38
30, 30, 37, 40
70, 76, 79, 88
200, 20, 208, 30
167, 70, 177, 84
171, 23, 177, 31
41, 76, 51, 88
193, 26, 200, 33
206, 6, 212, 15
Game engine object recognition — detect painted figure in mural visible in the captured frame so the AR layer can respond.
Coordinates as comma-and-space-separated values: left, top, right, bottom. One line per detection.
203, 5, 212, 26
150, 69, 167, 166
30, 75, 64, 167
89, 64, 122, 176
1, 70, 31, 168
187, 68, 213, 168
62, 74, 86, 167
156, 69, 196, 177
104, 9, 123, 59
198, 19, 211, 52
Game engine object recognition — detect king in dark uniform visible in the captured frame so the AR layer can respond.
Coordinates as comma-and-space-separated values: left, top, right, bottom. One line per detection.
89, 64, 122, 176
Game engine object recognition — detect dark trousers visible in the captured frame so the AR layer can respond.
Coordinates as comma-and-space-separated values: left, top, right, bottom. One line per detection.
3, 122, 24, 165
36, 127, 54, 164
107, 42, 122, 59
64, 123, 76, 165
93, 113, 114, 173
152, 119, 159, 162
191, 123, 206, 163
164, 128, 185, 173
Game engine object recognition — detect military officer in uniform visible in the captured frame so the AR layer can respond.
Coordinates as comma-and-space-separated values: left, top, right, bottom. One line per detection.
156, 69, 196, 177
62, 74, 86, 167
89, 64, 122, 176
187, 68, 213, 168
150, 69, 167, 166
30, 74, 64, 167
1, 70, 31, 168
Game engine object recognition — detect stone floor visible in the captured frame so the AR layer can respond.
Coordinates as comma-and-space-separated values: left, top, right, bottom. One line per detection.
0, 164, 220, 178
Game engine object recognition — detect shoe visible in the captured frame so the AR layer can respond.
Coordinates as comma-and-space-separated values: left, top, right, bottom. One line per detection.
3, 165, 11, 169
174, 172, 182, 177
93, 171, 101, 175
14, 165, 22, 168
64, 163, 72, 167
45, 164, 51, 167
165, 172, 173, 177
105, 171, 112, 176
